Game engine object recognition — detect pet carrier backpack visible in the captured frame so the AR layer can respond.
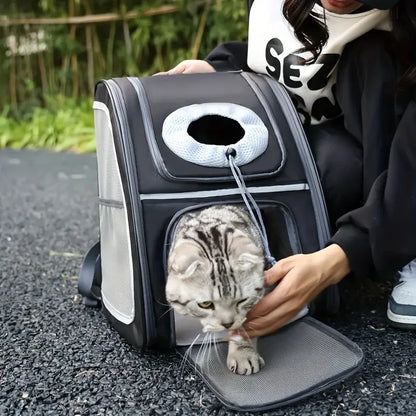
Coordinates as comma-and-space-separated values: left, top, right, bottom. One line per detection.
78, 71, 363, 411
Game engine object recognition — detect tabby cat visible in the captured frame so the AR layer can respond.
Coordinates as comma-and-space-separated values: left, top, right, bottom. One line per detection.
166, 205, 266, 375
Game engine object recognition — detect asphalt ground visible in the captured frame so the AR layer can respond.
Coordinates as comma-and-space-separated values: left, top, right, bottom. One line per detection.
1, 148, 415, 416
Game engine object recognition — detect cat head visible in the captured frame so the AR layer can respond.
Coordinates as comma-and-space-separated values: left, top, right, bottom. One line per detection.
166, 232, 265, 333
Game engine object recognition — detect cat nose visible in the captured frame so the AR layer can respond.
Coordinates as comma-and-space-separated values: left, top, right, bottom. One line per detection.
222, 322, 234, 329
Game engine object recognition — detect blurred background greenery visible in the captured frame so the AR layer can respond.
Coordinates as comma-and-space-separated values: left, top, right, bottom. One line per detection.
0, 0, 247, 152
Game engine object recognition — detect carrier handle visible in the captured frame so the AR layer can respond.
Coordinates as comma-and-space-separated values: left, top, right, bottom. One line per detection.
78, 241, 102, 308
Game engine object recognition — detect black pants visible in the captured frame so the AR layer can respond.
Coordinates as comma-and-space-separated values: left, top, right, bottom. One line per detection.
306, 119, 363, 230
306, 31, 400, 231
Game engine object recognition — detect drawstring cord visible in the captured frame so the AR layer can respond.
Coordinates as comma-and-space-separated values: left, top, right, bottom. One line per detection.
226, 148, 276, 269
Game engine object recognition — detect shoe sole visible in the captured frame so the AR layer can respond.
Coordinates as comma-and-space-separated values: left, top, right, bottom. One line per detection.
387, 307, 416, 329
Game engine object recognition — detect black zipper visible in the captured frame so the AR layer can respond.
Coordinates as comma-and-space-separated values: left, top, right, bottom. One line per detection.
126, 77, 175, 181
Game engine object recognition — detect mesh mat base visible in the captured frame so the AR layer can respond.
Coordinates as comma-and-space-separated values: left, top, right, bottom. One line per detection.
178, 316, 363, 411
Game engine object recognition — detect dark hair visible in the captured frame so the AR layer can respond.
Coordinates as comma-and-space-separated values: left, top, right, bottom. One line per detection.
282, 0, 328, 63
283, 0, 416, 92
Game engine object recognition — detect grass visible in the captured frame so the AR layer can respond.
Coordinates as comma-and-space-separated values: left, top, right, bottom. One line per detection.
0, 96, 96, 153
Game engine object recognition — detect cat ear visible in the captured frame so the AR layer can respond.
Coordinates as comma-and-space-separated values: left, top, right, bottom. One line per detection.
230, 236, 263, 271
238, 252, 263, 271
169, 242, 206, 279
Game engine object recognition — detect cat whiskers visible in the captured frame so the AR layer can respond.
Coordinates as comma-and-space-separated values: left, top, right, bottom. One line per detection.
158, 306, 174, 320
201, 332, 212, 364
179, 332, 213, 378
200, 332, 215, 375
179, 333, 202, 377
211, 332, 223, 366
155, 298, 171, 307
197, 331, 227, 377
193, 332, 210, 375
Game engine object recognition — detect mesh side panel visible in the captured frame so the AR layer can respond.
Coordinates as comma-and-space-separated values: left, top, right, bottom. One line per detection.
183, 317, 363, 411
94, 101, 135, 324
94, 102, 124, 202
99, 205, 134, 324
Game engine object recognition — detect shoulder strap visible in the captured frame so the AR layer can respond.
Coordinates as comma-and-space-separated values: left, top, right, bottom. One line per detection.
78, 241, 102, 307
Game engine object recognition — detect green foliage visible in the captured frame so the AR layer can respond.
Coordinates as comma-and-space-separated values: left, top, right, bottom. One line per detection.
0, 96, 95, 153
131, 0, 248, 75
0, 0, 248, 152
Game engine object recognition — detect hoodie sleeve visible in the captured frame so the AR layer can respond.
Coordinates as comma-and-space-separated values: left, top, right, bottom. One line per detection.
331, 95, 416, 281
205, 41, 251, 72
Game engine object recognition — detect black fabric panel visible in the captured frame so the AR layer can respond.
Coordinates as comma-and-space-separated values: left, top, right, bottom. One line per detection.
115, 73, 307, 193
139, 72, 285, 179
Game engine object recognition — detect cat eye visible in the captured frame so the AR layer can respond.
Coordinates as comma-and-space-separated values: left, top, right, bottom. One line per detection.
198, 301, 214, 309
237, 298, 248, 306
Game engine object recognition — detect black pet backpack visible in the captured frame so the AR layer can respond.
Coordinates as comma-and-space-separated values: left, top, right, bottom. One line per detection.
79, 71, 363, 411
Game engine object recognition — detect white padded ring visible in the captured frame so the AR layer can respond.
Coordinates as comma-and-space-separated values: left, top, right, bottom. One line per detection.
162, 103, 268, 167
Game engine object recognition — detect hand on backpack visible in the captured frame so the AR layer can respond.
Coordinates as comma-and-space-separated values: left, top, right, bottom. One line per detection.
154, 59, 215, 75
232, 244, 351, 338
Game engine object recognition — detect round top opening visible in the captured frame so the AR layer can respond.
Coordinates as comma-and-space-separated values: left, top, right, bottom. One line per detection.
187, 115, 245, 146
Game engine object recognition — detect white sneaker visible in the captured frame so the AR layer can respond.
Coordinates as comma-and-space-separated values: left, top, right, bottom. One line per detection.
387, 260, 416, 329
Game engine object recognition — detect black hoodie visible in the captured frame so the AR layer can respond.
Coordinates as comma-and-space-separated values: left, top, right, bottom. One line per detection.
205, 3, 416, 280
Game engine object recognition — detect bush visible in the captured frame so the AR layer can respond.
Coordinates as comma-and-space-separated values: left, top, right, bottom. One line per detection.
0, 0, 248, 152
0, 96, 95, 153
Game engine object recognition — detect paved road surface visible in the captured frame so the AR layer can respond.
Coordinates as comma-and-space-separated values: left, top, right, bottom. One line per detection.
1, 149, 415, 415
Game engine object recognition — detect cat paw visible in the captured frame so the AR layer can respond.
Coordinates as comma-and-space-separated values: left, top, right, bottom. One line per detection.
227, 350, 265, 375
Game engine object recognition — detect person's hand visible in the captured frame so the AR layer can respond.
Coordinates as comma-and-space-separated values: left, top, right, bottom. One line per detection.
154, 60, 215, 75
235, 244, 351, 338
